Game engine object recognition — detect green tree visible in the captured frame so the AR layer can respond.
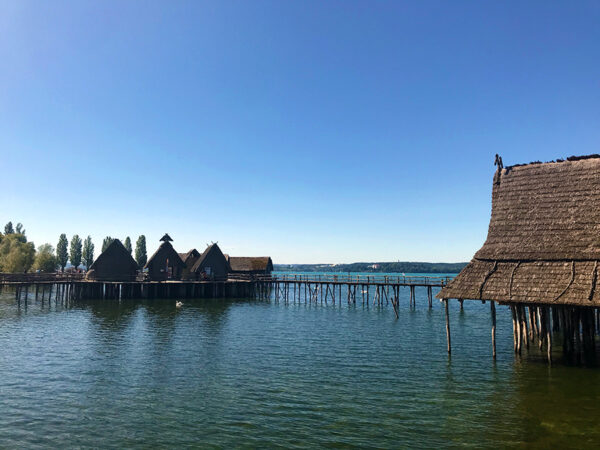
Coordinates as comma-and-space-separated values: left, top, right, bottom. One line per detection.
4, 222, 14, 234
0, 234, 35, 272
102, 236, 114, 252
124, 236, 132, 254
56, 234, 68, 271
69, 234, 82, 269
135, 235, 147, 268
33, 244, 57, 272
15, 223, 25, 235
82, 236, 94, 269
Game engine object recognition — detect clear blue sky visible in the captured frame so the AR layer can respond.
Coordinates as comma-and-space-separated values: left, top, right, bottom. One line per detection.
1, 1, 599, 264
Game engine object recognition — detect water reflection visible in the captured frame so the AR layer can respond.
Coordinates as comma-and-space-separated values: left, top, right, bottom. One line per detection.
2, 294, 600, 447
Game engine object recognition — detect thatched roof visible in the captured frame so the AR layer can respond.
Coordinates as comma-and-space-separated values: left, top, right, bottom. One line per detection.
438, 155, 600, 306
144, 241, 185, 269
179, 249, 200, 265
87, 239, 138, 281
229, 256, 273, 272
191, 243, 229, 272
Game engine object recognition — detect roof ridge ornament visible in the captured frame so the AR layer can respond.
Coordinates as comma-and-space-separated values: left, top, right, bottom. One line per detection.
494, 154, 503, 170
493, 154, 504, 185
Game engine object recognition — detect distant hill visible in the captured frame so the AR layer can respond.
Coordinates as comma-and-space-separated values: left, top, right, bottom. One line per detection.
274, 262, 468, 274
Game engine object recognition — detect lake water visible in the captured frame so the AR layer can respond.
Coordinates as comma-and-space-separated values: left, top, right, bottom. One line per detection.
1, 275, 600, 448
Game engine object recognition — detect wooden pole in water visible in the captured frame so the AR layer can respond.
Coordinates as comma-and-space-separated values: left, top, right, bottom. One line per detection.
491, 300, 497, 359
546, 306, 552, 364
444, 299, 451, 354
510, 305, 518, 353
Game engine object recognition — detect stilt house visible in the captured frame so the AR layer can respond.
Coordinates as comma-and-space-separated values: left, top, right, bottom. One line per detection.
145, 234, 185, 281
86, 239, 139, 281
437, 155, 600, 361
179, 249, 201, 280
228, 256, 273, 276
191, 243, 230, 281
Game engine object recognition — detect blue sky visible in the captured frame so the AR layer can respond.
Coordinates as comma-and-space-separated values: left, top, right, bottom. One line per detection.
1, 1, 599, 263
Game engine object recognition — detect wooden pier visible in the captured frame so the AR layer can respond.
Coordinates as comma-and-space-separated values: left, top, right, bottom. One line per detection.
256, 273, 451, 318
1, 273, 452, 321
0, 273, 256, 305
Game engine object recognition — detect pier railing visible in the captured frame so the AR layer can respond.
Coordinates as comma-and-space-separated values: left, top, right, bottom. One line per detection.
272, 273, 453, 286
0, 272, 85, 283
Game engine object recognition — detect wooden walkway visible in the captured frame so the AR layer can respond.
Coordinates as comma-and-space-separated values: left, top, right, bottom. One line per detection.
256, 273, 453, 318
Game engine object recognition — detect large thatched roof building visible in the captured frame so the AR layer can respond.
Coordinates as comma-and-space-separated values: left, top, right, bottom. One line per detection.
145, 234, 185, 281
228, 256, 273, 275
191, 244, 230, 280
179, 249, 201, 280
437, 155, 600, 362
86, 239, 138, 281
438, 155, 600, 306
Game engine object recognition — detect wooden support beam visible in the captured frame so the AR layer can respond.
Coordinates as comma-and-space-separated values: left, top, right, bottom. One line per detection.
444, 299, 451, 354
491, 301, 496, 359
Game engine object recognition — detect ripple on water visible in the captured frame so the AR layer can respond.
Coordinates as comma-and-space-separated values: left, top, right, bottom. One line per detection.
1, 293, 600, 447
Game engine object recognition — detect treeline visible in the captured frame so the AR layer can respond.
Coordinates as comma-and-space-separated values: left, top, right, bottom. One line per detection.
0, 221, 148, 273
274, 261, 467, 274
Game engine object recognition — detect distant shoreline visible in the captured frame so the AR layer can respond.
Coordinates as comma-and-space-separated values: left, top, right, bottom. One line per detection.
274, 262, 467, 274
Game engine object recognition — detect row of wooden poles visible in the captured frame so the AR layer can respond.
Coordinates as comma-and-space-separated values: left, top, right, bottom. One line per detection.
257, 281, 435, 318
441, 299, 600, 364
5, 281, 257, 304
7, 282, 81, 306
508, 303, 600, 364
440, 299, 552, 362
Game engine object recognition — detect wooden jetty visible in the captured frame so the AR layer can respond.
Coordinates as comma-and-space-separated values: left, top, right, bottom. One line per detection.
256, 273, 451, 318
0, 273, 256, 305
1, 272, 450, 314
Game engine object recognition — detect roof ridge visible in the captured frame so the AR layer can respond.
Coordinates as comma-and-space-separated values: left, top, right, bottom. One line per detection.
504, 154, 600, 171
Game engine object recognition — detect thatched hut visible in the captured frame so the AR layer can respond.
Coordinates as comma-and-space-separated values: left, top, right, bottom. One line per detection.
228, 256, 273, 276
437, 155, 600, 362
191, 244, 230, 281
179, 249, 201, 280
86, 239, 138, 281
145, 234, 185, 281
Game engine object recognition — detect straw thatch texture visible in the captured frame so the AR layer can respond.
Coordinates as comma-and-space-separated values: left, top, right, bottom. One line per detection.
438, 156, 600, 306
228, 256, 273, 274
439, 260, 600, 306
476, 158, 600, 261
86, 239, 138, 281
180, 249, 201, 280
191, 244, 230, 280
145, 241, 185, 280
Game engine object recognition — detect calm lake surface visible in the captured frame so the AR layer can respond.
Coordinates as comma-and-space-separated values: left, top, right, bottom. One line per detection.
1, 273, 600, 448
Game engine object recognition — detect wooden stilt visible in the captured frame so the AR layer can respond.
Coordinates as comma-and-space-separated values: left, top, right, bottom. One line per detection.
491, 301, 497, 359
546, 306, 552, 364
444, 299, 451, 355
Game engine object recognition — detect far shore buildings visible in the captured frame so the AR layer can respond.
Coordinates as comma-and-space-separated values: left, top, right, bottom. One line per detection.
87, 234, 273, 282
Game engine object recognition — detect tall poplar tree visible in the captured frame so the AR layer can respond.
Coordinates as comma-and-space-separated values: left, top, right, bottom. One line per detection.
82, 236, 94, 269
4, 222, 14, 234
102, 236, 114, 252
69, 234, 82, 269
56, 234, 68, 271
124, 236, 132, 254
135, 235, 147, 268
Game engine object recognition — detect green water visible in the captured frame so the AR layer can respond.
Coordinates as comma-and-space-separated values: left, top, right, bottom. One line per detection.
1, 286, 600, 448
